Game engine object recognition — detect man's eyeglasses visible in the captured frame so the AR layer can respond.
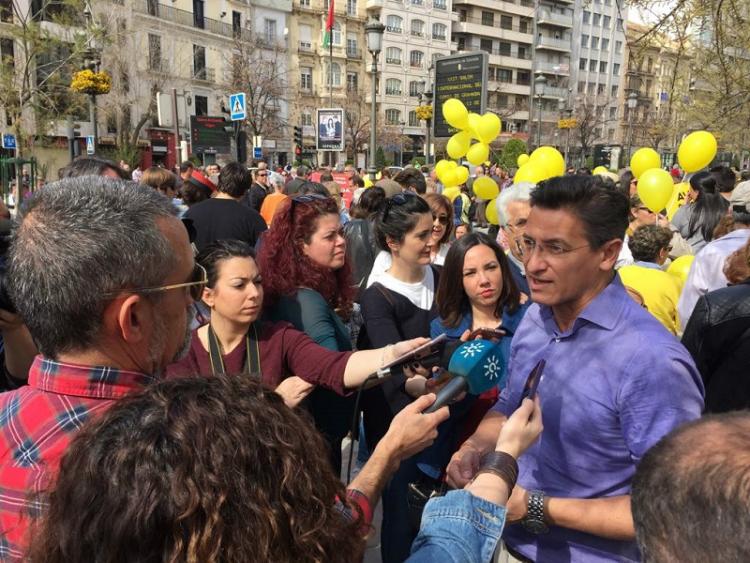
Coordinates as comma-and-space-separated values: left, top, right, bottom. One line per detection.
107, 263, 208, 301
383, 192, 417, 222
519, 236, 590, 260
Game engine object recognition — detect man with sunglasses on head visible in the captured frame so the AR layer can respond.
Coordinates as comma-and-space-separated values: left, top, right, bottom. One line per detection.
0, 177, 205, 560
447, 175, 704, 563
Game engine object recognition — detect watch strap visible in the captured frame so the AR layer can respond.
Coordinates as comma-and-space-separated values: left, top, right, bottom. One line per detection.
527, 490, 546, 523
475, 451, 518, 491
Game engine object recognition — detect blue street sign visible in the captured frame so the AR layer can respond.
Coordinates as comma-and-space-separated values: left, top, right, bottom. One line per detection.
230, 92, 247, 121
1, 134, 16, 150
86, 135, 95, 155
253, 146, 262, 159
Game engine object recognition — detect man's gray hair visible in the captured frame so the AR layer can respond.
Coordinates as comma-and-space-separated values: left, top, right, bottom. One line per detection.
496, 182, 534, 227
268, 172, 285, 189
9, 177, 179, 358
296, 164, 310, 177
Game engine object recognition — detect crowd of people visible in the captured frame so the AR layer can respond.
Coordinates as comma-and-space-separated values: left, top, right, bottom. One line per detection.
0, 154, 747, 562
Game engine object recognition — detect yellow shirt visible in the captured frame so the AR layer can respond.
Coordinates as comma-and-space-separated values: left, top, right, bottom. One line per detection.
619, 265, 682, 335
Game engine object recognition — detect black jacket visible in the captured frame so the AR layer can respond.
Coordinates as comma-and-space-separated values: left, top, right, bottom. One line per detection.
342, 218, 378, 299
682, 280, 750, 413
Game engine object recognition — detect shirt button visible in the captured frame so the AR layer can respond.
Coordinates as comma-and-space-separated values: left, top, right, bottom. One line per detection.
555, 338, 561, 343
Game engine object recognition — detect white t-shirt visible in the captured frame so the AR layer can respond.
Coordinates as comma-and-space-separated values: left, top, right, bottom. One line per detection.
433, 243, 450, 266
367, 251, 435, 310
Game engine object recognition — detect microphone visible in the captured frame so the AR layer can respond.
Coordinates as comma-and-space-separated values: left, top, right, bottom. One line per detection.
424, 339, 507, 413
375, 335, 460, 379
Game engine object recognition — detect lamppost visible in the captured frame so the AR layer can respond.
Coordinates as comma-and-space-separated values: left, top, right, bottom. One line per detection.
558, 97, 573, 165
83, 5, 101, 154
418, 85, 433, 165
626, 92, 638, 163
399, 121, 406, 166
365, 17, 385, 182
534, 73, 547, 149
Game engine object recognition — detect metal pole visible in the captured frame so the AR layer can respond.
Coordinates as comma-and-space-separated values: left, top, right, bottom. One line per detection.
171, 88, 180, 166
89, 94, 98, 154
627, 109, 634, 163
369, 52, 378, 182
536, 96, 542, 148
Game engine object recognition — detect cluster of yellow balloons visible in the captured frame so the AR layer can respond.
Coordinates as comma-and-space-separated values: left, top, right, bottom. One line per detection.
633, 130, 717, 214
513, 146, 566, 184
442, 99, 501, 166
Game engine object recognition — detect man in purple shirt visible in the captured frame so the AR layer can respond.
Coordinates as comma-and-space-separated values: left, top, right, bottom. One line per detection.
447, 176, 704, 562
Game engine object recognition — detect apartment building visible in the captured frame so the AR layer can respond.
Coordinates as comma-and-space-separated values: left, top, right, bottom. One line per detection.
452, 0, 535, 142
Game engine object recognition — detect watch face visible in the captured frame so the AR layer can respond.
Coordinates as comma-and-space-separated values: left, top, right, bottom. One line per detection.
522, 519, 549, 535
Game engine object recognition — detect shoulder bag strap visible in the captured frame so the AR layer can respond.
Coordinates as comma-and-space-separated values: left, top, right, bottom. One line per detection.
208, 323, 262, 376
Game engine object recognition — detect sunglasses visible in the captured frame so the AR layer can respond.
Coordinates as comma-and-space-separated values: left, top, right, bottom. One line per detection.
383, 192, 418, 222
107, 263, 208, 301
257, 173, 268, 177
433, 214, 449, 225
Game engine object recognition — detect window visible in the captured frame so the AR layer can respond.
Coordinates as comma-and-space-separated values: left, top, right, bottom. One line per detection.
193, 45, 207, 79
592, 13, 600, 26
386, 78, 402, 95
232, 11, 241, 38
346, 32, 358, 56
411, 19, 424, 37
602, 15, 610, 28
583, 10, 590, 24
579, 58, 587, 70
615, 40, 622, 54
519, 45, 529, 59
498, 94, 509, 108
385, 109, 401, 125
411, 0, 423, 5
520, 18, 531, 33
195, 95, 208, 116
386, 15, 402, 33
385, 47, 402, 64
432, 23, 447, 40
410, 50, 424, 68
347, 0, 356, 16
408, 110, 418, 126
587, 82, 595, 95
607, 128, 615, 139
597, 83, 604, 94
499, 42, 511, 56
409, 81, 422, 96
148, 33, 161, 70
578, 80, 586, 93
591, 36, 599, 49
609, 107, 617, 119
299, 24, 312, 49
501, 15, 513, 30
589, 59, 597, 72
498, 68, 512, 83
300, 0, 310, 5
264, 19, 277, 44
613, 63, 620, 75
611, 84, 618, 97
481, 11, 494, 26
433, 0, 446, 8
581, 34, 589, 48
302, 112, 313, 127
599, 61, 607, 73
517, 70, 530, 85
193, 0, 204, 29
617, 18, 623, 31
327, 62, 341, 87
332, 21, 341, 45
347, 71, 358, 92
300, 67, 312, 90
601, 38, 609, 50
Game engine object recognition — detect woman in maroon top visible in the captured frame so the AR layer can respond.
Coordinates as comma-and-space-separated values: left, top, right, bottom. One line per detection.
167, 240, 425, 406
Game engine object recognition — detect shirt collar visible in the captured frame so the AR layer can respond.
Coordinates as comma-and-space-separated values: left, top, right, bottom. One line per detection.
28, 356, 156, 400
506, 250, 526, 275
634, 260, 663, 270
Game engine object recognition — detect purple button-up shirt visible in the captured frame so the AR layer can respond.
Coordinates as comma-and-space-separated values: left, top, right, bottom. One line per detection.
494, 275, 704, 562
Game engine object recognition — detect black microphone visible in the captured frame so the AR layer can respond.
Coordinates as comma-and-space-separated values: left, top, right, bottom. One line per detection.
424, 339, 508, 413
376, 335, 461, 379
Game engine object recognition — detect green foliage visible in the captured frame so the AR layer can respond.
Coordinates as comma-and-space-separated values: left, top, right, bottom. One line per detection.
411, 156, 425, 166
100, 144, 142, 169
499, 139, 527, 171
375, 146, 387, 169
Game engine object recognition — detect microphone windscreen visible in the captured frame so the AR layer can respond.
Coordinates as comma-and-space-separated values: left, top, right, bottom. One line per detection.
448, 339, 507, 394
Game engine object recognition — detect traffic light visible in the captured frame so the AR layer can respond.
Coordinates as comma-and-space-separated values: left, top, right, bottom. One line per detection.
294, 125, 303, 147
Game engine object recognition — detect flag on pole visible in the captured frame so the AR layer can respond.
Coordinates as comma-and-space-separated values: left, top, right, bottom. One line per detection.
322, 0, 335, 48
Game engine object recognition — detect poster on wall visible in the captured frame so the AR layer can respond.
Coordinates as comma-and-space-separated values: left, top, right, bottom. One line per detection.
316, 108, 344, 151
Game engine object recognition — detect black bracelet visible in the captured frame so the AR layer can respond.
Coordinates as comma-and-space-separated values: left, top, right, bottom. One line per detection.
475, 451, 519, 491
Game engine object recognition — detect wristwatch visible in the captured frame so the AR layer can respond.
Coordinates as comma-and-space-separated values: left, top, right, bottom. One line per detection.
521, 490, 549, 534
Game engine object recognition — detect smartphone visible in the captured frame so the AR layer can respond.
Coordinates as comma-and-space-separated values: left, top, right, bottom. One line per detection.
469, 328, 507, 342
377, 333, 448, 377
518, 359, 545, 408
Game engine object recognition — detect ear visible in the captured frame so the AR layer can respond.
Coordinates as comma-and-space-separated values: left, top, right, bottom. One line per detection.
104, 294, 151, 345
201, 286, 216, 308
599, 239, 622, 271
385, 236, 400, 253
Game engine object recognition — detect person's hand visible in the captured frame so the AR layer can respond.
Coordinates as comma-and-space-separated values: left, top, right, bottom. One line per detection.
275, 376, 314, 408
381, 393, 450, 462
0, 309, 24, 332
495, 397, 543, 459
505, 484, 529, 523
404, 375, 428, 398
446, 442, 483, 488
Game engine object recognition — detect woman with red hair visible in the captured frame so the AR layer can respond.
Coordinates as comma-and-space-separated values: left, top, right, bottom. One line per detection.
258, 193, 357, 472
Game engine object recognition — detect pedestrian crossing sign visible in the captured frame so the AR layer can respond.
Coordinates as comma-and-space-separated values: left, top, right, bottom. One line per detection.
230, 93, 246, 121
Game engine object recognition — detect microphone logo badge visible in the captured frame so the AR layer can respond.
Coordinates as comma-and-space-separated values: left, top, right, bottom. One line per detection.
458, 341, 488, 358
485, 354, 502, 380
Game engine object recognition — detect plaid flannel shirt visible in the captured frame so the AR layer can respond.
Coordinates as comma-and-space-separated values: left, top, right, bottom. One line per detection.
0, 356, 154, 561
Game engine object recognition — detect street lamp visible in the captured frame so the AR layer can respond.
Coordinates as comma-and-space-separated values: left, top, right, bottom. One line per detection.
365, 17, 385, 182
626, 92, 638, 163
418, 83, 433, 166
534, 73, 547, 149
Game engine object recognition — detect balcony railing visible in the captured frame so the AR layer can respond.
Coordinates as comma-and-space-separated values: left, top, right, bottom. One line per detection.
386, 57, 402, 65
299, 42, 314, 53
536, 61, 570, 74
386, 26, 402, 33
541, 85, 569, 98
192, 67, 216, 82
411, 30, 424, 37
410, 61, 424, 68
136, 0, 252, 42
347, 48, 362, 59
433, 33, 447, 40
536, 36, 572, 51
455, 15, 533, 35
537, 10, 573, 27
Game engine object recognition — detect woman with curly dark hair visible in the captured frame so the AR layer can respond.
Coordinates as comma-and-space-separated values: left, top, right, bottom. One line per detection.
257, 193, 357, 472
28, 375, 367, 563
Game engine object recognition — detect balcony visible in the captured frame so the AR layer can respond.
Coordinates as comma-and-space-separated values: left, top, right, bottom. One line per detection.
536, 61, 570, 75
536, 36, 572, 52
411, 30, 424, 38
347, 48, 362, 59
432, 34, 447, 41
135, 1, 253, 42
192, 67, 216, 82
386, 26, 402, 33
385, 57, 402, 65
537, 10, 573, 28
454, 16, 534, 42
299, 42, 315, 54
452, 0, 534, 16
539, 86, 569, 99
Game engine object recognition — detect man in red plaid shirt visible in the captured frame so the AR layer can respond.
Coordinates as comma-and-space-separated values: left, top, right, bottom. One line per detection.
0, 176, 198, 560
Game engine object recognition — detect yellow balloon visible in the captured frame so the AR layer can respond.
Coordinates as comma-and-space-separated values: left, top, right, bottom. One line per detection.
665, 182, 690, 221
517, 154, 530, 167
446, 131, 472, 159
467, 113, 482, 139
530, 146, 565, 178
514, 162, 549, 184
443, 99, 469, 130
678, 131, 717, 173
435, 159, 455, 180
667, 255, 695, 284
476, 113, 501, 144
486, 197, 500, 225
454, 166, 470, 185
442, 186, 461, 201
466, 142, 490, 166
593, 166, 609, 175
473, 176, 499, 200
637, 168, 674, 212
363, 177, 373, 188
630, 148, 661, 179
441, 170, 459, 187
